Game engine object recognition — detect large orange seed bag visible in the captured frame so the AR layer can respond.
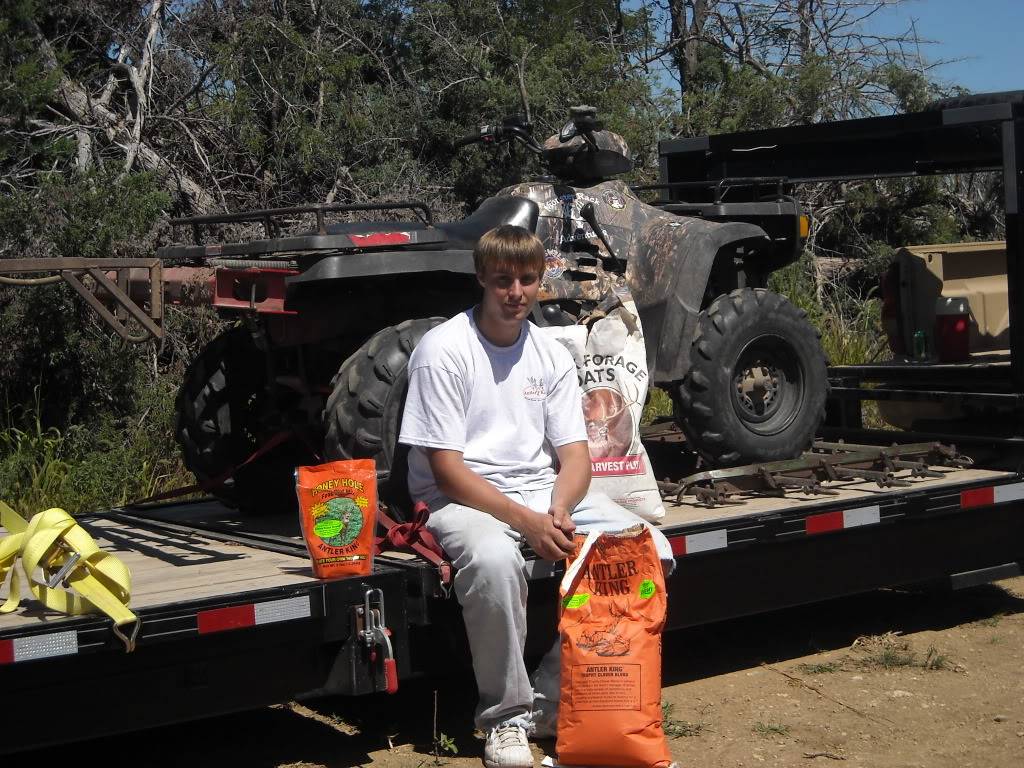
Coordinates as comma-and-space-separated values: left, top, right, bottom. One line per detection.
295, 459, 377, 579
556, 526, 672, 768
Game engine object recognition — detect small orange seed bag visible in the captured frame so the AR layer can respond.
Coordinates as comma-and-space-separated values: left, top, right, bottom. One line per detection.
295, 459, 377, 579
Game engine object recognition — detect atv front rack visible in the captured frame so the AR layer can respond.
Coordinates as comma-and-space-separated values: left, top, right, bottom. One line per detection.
659, 441, 973, 506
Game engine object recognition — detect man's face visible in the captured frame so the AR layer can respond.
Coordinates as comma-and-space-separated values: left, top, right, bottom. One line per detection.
477, 264, 542, 324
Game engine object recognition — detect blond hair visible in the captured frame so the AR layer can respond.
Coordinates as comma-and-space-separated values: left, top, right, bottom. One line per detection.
473, 225, 545, 277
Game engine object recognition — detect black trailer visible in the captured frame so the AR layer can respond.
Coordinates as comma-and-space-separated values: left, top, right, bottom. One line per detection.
3, 436, 1022, 753
655, 89, 1024, 445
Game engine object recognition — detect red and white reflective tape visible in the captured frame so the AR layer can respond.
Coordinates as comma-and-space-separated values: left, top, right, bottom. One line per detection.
806, 505, 880, 535
960, 481, 1024, 509
350, 232, 412, 247
669, 529, 728, 556
197, 595, 312, 635
0, 630, 78, 665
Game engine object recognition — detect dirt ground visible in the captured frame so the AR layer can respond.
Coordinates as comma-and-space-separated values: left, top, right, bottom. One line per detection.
27, 576, 1023, 767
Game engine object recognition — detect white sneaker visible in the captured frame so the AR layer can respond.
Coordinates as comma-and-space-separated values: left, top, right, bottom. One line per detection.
484, 723, 534, 768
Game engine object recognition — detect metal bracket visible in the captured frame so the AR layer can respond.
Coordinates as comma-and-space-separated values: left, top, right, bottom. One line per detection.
45, 551, 83, 589
356, 587, 398, 694
0, 258, 164, 342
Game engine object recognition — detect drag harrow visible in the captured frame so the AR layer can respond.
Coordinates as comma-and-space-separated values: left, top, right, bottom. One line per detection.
659, 441, 973, 507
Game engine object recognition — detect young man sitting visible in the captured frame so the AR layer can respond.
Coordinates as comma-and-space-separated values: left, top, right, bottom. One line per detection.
399, 225, 673, 768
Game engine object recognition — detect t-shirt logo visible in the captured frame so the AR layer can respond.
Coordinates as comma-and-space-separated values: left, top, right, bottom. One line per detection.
523, 376, 547, 401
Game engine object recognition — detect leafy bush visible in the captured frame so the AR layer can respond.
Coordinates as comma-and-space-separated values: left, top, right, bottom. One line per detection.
0, 170, 169, 428
0, 381, 190, 517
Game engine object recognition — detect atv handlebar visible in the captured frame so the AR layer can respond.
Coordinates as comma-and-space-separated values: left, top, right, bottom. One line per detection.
454, 132, 486, 149
454, 122, 544, 154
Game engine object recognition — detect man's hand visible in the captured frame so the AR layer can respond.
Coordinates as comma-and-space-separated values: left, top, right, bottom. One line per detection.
550, 441, 591, 523
548, 504, 576, 537
519, 510, 576, 562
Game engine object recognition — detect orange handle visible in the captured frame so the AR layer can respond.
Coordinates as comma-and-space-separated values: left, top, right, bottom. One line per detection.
383, 658, 399, 694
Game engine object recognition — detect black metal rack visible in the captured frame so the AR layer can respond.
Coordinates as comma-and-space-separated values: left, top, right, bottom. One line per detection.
632, 176, 790, 205
658, 91, 1024, 427
158, 200, 442, 263
170, 200, 435, 242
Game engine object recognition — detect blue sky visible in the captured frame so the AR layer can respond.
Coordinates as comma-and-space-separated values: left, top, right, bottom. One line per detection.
868, 0, 1021, 94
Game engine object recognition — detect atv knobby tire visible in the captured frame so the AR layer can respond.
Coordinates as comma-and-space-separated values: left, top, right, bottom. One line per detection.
674, 288, 828, 466
175, 326, 309, 514
324, 317, 446, 509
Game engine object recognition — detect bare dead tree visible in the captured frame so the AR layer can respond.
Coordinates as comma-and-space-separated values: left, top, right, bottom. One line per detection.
640, 0, 939, 124
121, 0, 165, 176
21, 9, 218, 213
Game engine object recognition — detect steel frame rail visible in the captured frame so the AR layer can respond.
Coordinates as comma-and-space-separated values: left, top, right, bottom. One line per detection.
0, 258, 163, 342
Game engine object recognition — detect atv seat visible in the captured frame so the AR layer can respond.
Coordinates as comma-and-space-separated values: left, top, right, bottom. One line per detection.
435, 196, 539, 249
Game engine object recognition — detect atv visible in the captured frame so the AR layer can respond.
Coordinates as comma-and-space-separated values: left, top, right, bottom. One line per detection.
161, 107, 827, 514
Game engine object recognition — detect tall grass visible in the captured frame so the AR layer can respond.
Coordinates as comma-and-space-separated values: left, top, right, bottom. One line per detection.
0, 394, 70, 515
0, 385, 191, 519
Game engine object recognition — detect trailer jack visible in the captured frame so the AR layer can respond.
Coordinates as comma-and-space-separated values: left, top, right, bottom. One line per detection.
357, 588, 398, 694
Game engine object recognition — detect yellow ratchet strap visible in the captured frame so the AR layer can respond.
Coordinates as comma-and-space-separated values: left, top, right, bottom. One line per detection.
0, 501, 138, 647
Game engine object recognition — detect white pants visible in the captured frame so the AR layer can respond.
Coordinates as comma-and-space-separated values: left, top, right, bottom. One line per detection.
425, 486, 673, 732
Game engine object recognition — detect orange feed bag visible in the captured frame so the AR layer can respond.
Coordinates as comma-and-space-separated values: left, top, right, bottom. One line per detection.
556, 526, 672, 768
295, 459, 377, 579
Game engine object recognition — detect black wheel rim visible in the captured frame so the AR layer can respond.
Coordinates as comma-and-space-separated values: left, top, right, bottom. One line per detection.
730, 334, 804, 436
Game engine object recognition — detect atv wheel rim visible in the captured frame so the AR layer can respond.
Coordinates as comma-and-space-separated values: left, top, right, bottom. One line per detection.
730, 334, 804, 436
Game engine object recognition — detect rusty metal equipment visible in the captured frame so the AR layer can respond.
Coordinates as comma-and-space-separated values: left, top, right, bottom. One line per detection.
659, 440, 973, 506
0, 258, 164, 342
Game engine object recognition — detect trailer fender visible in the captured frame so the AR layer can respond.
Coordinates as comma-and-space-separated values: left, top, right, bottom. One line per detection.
627, 215, 770, 383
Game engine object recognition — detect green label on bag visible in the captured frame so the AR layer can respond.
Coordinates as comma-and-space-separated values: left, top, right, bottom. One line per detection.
314, 517, 343, 539
638, 579, 656, 599
563, 593, 590, 609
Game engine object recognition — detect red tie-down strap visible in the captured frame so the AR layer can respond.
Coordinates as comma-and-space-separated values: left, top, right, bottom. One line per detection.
376, 501, 453, 588
129, 429, 319, 506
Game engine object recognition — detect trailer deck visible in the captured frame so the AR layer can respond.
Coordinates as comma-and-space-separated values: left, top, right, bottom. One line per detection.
1, 464, 1016, 634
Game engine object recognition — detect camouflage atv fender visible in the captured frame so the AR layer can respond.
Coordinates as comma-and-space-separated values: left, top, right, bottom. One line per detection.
626, 214, 769, 383
497, 179, 771, 383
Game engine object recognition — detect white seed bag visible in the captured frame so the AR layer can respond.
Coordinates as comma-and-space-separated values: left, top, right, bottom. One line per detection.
544, 301, 665, 522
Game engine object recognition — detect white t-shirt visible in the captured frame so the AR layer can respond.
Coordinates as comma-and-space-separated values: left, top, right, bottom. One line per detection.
399, 309, 588, 504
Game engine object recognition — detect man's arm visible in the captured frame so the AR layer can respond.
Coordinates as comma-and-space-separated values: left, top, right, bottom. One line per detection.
548, 440, 591, 535
426, 448, 576, 561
